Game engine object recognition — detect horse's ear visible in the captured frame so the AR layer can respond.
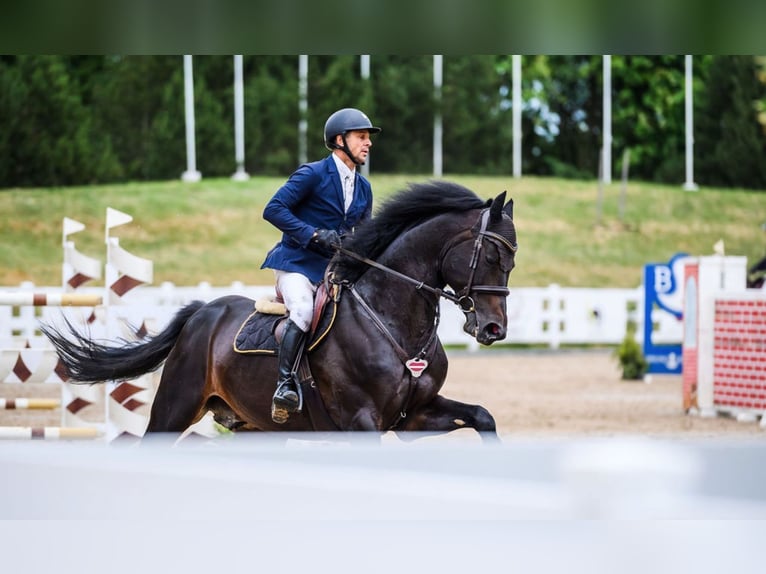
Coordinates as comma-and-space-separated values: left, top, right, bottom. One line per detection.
503, 197, 514, 220
489, 191, 507, 223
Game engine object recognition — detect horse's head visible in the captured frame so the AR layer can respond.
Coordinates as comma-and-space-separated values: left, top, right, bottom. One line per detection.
441, 191, 517, 345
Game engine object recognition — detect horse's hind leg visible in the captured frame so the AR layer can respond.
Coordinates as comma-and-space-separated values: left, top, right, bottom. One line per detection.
145, 345, 209, 434
395, 395, 500, 443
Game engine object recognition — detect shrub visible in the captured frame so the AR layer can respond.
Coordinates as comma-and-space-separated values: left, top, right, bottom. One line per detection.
614, 320, 648, 380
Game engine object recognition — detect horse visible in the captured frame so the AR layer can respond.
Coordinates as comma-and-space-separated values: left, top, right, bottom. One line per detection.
747, 254, 766, 288
41, 181, 518, 442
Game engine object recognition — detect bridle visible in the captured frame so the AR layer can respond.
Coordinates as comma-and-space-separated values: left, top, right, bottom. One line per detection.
450, 207, 518, 313
331, 206, 517, 312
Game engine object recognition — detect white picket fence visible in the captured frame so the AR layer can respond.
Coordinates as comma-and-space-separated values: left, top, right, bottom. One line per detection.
0, 280, 683, 351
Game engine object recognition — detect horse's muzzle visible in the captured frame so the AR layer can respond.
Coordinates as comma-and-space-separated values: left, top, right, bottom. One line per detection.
476, 321, 506, 345
462, 313, 506, 345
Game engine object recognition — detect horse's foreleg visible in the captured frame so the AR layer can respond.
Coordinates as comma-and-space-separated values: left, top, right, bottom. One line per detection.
395, 395, 500, 443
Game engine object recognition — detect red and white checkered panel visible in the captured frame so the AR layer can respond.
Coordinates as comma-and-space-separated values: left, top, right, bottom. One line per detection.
713, 299, 766, 411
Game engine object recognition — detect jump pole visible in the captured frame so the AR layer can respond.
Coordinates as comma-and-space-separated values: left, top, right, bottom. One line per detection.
0, 426, 101, 440
0, 398, 60, 409
0, 292, 102, 307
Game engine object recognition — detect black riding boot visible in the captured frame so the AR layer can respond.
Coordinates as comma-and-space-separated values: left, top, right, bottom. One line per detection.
271, 318, 305, 423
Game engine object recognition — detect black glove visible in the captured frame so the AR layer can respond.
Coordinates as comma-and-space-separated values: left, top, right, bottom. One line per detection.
312, 229, 341, 251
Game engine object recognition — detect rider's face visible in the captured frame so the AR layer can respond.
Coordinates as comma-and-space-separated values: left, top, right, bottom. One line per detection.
336, 130, 372, 166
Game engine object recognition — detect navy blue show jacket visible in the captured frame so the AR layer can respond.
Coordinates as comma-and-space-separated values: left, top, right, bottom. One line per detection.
261, 155, 373, 284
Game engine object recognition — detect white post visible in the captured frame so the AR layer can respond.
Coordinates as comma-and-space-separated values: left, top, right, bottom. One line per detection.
602, 55, 612, 185
512, 54, 522, 178
181, 55, 201, 182
360, 55, 371, 178
232, 55, 249, 181
433, 55, 443, 178
683, 55, 699, 191
298, 55, 308, 165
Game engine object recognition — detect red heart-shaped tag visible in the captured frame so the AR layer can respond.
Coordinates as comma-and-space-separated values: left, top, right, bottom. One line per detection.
405, 358, 428, 378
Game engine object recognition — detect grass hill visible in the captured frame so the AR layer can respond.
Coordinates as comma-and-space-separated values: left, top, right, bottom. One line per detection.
1, 175, 764, 288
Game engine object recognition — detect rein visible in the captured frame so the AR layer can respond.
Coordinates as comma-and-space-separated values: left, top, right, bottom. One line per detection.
346, 285, 440, 366
332, 244, 459, 304
331, 207, 517, 313
347, 283, 438, 427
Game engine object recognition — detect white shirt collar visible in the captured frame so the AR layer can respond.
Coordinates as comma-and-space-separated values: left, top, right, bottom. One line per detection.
331, 153, 355, 182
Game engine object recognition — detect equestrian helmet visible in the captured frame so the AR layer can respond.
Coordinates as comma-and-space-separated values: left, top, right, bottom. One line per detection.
324, 108, 381, 150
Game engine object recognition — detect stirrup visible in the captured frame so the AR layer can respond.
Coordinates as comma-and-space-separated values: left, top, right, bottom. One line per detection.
271, 380, 299, 424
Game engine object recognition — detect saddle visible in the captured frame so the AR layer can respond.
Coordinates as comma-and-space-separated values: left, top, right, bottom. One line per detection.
233, 282, 337, 354
232, 282, 340, 431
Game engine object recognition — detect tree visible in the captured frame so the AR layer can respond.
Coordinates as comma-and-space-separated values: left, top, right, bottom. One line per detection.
538, 55, 603, 179
243, 56, 300, 175
0, 55, 120, 187
91, 56, 178, 180
696, 56, 766, 190
2, 55, 766, 188
369, 55, 434, 173
611, 55, 687, 184
442, 56, 514, 174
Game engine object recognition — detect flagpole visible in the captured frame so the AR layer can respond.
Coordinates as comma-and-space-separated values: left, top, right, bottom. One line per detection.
512, 55, 522, 178
298, 55, 308, 165
360, 55, 371, 179
683, 55, 699, 191
181, 55, 202, 182
602, 55, 612, 185
433, 55, 443, 178
232, 55, 249, 181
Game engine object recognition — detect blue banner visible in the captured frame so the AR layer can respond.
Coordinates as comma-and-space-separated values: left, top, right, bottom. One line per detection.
643, 253, 689, 374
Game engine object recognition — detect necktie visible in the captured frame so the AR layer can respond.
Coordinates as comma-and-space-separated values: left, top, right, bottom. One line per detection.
344, 175, 354, 212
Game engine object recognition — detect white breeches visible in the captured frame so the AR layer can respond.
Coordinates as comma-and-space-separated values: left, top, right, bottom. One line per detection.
274, 270, 316, 332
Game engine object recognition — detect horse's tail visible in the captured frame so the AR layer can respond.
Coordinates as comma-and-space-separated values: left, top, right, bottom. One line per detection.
40, 300, 206, 384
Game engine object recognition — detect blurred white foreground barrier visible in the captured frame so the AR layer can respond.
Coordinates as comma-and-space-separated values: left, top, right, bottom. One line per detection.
1, 435, 766, 520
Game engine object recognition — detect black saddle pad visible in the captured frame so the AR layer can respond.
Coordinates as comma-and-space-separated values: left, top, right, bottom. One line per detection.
234, 300, 338, 355
234, 311, 284, 354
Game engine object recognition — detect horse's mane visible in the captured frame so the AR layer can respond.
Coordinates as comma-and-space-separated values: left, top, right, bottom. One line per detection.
332, 180, 489, 281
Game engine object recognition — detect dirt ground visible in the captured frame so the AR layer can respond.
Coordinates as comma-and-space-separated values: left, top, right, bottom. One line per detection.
2, 349, 764, 439
443, 349, 765, 439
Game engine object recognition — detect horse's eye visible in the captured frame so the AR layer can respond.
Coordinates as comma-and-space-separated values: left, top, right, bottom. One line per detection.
485, 244, 500, 265
498, 252, 515, 273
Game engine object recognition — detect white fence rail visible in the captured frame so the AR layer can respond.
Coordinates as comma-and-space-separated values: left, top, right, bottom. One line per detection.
0, 281, 684, 351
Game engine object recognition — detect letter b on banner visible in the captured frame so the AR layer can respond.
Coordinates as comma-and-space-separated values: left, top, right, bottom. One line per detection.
654, 265, 673, 294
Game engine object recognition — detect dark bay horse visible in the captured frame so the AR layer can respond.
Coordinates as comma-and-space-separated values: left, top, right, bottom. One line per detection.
42, 182, 518, 441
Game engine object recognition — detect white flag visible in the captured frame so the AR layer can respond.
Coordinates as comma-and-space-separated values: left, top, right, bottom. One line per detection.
106, 207, 133, 231
713, 239, 725, 256
63, 217, 86, 237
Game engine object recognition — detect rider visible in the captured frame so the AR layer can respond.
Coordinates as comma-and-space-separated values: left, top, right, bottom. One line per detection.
261, 108, 381, 422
